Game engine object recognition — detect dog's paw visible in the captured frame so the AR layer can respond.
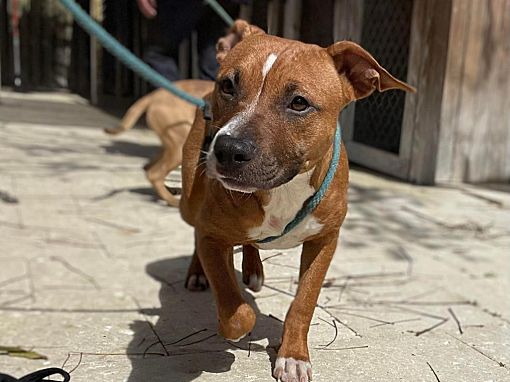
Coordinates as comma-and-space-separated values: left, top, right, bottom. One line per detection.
219, 303, 256, 341
104, 126, 125, 135
244, 273, 264, 292
273, 357, 312, 382
185, 274, 209, 291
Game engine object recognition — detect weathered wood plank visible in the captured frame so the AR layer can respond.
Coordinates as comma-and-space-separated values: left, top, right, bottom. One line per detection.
283, 0, 301, 39
346, 141, 409, 179
466, 0, 510, 182
437, 0, 510, 183
503, 0, 510, 179
407, 0, 452, 184
239, 3, 253, 22
267, 0, 281, 35
333, 0, 363, 145
30, 0, 42, 86
333, 0, 364, 43
435, 0, 472, 182
0, 0, 13, 86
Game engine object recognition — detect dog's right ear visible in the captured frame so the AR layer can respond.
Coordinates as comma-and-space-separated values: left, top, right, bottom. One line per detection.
216, 19, 265, 63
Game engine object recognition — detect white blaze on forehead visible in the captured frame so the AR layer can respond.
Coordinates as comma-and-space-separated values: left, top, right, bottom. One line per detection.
253, 52, 278, 106
262, 53, 278, 77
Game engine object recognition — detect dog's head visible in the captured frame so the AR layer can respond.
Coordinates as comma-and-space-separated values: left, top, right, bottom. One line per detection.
206, 20, 415, 193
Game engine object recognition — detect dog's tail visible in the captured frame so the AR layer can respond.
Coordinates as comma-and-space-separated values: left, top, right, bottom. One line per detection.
104, 93, 152, 135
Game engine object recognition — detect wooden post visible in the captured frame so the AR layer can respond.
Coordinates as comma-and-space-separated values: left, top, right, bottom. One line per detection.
9, 0, 21, 88
333, 0, 363, 152
0, 0, 2, 98
406, 0, 453, 184
30, 0, 41, 86
191, 31, 199, 79
178, 39, 190, 79
239, 3, 252, 21
283, 0, 301, 40
0, 47, 1, 93
89, 0, 102, 104
267, 0, 280, 35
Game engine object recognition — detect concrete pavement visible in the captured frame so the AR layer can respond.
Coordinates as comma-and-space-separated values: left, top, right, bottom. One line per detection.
0, 91, 508, 381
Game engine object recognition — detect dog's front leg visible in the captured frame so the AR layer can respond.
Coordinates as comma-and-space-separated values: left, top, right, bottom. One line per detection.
274, 233, 338, 382
196, 232, 256, 341
242, 245, 264, 292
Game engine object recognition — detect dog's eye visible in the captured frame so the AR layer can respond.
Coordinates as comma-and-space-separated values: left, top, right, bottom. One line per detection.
289, 96, 309, 112
219, 78, 235, 96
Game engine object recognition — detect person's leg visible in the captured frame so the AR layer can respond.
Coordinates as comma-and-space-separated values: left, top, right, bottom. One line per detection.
196, 2, 239, 80
143, 46, 180, 82
145, 0, 205, 81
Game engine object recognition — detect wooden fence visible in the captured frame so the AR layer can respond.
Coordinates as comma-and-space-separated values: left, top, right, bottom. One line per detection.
1, 0, 509, 183
1, 0, 73, 89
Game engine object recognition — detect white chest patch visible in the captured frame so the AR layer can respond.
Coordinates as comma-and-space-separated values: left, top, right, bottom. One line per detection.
248, 170, 324, 250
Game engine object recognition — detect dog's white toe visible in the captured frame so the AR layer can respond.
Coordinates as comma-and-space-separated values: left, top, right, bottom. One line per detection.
273, 357, 312, 382
185, 274, 209, 291
247, 273, 263, 292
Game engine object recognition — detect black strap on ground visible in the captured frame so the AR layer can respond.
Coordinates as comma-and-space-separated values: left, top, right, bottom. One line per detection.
0, 368, 70, 382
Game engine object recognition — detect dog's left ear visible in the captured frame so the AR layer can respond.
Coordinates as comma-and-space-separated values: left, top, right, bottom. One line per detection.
327, 41, 416, 101
217, 19, 265, 63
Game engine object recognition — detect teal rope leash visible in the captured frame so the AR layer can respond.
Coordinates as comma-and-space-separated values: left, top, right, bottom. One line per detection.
59, 0, 209, 109
257, 122, 342, 244
59, 0, 338, 245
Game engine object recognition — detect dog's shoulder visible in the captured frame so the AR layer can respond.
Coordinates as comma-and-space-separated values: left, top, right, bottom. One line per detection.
180, 102, 211, 225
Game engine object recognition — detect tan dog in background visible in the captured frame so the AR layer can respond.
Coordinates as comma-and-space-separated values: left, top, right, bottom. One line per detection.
105, 80, 214, 206
180, 20, 414, 381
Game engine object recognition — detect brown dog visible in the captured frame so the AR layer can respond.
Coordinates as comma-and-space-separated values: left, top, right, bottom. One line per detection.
180, 20, 414, 381
105, 80, 214, 206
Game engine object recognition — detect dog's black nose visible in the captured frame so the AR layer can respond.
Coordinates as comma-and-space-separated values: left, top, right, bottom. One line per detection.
214, 135, 257, 168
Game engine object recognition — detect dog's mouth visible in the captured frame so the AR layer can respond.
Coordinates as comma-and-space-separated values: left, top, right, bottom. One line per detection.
207, 163, 301, 194
217, 176, 258, 193
205, 164, 256, 193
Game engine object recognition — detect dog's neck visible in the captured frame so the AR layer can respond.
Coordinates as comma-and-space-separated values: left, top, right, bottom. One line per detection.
251, 124, 340, 246
255, 129, 336, 204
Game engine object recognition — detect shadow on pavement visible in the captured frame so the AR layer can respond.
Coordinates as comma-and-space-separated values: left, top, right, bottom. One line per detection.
126, 255, 282, 382
102, 140, 160, 160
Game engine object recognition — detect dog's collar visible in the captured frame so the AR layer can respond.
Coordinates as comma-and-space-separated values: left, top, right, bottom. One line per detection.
200, 104, 342, 245
257, 121, 342, 244
201, 101, 213, 121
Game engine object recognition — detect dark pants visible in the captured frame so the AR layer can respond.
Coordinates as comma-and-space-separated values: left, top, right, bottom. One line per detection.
144, 0, 237, 81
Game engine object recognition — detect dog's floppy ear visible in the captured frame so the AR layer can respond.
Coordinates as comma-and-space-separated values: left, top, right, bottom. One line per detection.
327, 41, 416, 101
216, 19, 265, 63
